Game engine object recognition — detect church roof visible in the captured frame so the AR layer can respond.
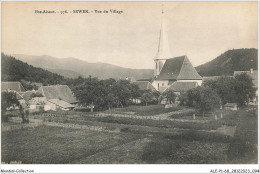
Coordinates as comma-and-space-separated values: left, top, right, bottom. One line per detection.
166, 81, 198, 92
155, 56, 202, 80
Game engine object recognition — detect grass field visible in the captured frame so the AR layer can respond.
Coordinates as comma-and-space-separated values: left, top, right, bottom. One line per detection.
1, 126, 142, 164
1, 105, 257, 164
104, 104, 184, 116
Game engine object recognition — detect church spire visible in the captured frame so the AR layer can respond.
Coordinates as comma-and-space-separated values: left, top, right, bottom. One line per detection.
154, 3, 172, 60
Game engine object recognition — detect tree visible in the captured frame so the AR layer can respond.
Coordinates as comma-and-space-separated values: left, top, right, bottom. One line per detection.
203, 73, 256, 107
1, 91, 29, 123
162, 90, 177, 104
152, 90, 161, 104
1, 91, 19, 114
71, 78, 141, 110
234, 73, 256, 106
178, 92, 188, 106
186, 87, 221, 112
203, 76, 237, 106
129, 83, 142, 101
141, 90, 153, 106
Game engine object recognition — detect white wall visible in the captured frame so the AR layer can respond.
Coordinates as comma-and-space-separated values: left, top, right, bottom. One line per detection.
152, 80, 169, 91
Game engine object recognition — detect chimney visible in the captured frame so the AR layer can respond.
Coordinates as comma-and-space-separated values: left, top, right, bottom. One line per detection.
250, 68, 253, 74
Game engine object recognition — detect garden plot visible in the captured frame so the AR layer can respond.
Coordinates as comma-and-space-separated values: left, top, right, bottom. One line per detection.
1, 126, 142, 164
74, 138, 151, 164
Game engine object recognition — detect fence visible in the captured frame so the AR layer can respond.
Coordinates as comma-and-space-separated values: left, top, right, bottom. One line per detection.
41, 113, 68, 118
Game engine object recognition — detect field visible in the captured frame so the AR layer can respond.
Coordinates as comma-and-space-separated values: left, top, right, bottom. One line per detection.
1, 105, 258, 164
103, 104, 184, 116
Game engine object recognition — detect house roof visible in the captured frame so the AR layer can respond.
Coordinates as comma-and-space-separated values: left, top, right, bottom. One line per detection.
132, 81, 156, 91
233, 70, 258, 87
37, 85, 77, 104
2, 82, 25, 92
48, 99, 75, 109
22, 91, 35, 103
16, 92, 24, 100
155, 56, 202, 80
166, 81, 198, 92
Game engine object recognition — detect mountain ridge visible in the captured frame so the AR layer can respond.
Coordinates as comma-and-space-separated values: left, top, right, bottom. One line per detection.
9, 48, 258, 80
11, 54, 154, 80
195, 48, 258, 76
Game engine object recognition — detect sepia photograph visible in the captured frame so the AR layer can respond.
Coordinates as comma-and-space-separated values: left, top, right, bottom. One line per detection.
1, 1, 259, 173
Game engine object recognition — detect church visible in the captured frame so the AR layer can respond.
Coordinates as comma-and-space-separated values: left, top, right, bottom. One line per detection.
150, 8, 202, 92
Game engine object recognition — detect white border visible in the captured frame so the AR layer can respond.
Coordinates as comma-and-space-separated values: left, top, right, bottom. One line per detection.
0, 0, 259, 174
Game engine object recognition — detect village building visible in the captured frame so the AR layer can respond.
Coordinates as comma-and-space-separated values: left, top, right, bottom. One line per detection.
166, 81, 198, 95
131, 81, 157, 104
224, 103, 238, 111
35, 85, 78, 111
152, 56, 202, 92
1, 82, 27, 109
132, 81, 156, 91
2, 81, 26, 93
149, 8, 202, 93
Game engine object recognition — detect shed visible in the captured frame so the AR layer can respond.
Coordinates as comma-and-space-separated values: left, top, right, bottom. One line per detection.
224, 103, 238, 111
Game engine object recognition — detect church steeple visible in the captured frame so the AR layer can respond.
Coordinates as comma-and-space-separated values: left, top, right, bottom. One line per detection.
154, 4, 172, 77
154, 4, 172, 60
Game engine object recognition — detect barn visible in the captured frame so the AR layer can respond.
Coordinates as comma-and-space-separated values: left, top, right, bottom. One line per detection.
36, 85, 78, 111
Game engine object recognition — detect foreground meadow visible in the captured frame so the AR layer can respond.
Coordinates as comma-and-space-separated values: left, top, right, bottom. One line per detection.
1, 105, 257, 164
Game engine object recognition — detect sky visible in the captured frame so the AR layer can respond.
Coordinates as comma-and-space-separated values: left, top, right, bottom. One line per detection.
2, 1, 258, 69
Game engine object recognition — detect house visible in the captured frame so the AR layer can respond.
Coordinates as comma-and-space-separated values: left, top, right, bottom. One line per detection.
132, 81, 156, 91
36, 85, 78, 110
131, 81, 157, 104
233, 69, 258, 104
2, 81, 26, 93
28, 97, 45, 112
149, 9, 202, 92
165, 81, 198, 95
224, 103, 238, 111
2, 82, 27, 109
48, 99, 75, 111
22, 90, 36, 103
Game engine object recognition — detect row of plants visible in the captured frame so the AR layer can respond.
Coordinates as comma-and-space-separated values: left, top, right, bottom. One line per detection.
104, 104, 184, 116
46, 114, 223, 130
